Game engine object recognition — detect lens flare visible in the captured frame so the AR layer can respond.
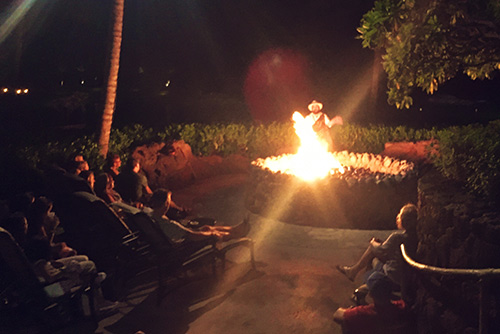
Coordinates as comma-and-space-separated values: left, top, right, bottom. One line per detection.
0, 0, 36, 46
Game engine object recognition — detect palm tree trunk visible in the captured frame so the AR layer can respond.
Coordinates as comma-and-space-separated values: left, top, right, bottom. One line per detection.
99, 0, 125, 157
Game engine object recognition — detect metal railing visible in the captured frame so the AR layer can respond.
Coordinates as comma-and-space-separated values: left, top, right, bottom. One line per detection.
400, 244, 500, 334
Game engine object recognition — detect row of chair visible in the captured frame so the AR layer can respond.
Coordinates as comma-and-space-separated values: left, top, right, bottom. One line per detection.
1, 190, 256, 332
0, 226, 97, 333
53, 191, 256, 305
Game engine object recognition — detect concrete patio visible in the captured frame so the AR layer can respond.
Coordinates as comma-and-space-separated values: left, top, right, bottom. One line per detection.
92, 173, 395, 334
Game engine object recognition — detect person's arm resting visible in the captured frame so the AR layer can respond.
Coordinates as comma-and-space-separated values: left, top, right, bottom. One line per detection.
333, 307, 346, 324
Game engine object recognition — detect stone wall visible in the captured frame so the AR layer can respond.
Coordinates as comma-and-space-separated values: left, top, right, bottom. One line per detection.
245, 165, 417, 229
414, 168, 500, 333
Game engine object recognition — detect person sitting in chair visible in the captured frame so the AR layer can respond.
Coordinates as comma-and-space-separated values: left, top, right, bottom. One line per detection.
104, 153, 121, 181
333, 271, 411, 333
149, 188, 250, 244
336, 203, 418, 286
115, 158, 153, 208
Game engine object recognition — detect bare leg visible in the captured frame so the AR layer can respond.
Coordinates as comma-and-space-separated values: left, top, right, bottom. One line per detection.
337, 244, 375, 281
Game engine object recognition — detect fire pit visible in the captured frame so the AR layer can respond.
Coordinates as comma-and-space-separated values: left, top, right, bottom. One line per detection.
244, 112, 417, 229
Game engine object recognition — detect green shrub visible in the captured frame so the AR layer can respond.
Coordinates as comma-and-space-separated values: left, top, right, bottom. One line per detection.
331, 124, 438, 153
433, 121, 500, 201
8, 120, 500, 204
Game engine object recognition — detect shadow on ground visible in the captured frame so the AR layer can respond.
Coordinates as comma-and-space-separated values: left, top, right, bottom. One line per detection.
105, 264, 264, 334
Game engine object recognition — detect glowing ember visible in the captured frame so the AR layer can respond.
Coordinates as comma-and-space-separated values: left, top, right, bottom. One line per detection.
252, 111, 345, 181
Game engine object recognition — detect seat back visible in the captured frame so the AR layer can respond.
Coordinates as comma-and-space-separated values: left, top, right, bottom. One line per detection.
0, 228, 47, 303
130, 212, 174, 252
53, 191, 134, 270
0, 228, 97, 330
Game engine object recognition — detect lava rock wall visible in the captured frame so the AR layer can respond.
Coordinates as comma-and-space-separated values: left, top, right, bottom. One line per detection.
245, 165, 418, 229
130, 140, 250, 190
414, 168, 500, 333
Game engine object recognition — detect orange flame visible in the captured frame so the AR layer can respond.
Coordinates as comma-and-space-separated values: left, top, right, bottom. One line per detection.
253, 111, 344, 181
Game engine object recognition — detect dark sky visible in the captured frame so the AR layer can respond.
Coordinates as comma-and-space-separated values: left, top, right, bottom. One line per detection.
1, 0, 374, 92
1, 0, 497, 127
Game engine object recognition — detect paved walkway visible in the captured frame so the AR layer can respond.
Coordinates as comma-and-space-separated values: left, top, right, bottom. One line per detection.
95, 173, 394, 334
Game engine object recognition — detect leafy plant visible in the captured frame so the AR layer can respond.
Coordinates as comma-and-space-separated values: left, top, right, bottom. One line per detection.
7, 120, 500, 204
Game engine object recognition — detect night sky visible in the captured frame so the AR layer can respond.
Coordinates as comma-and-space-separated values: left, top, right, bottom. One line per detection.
0, 0, 498, 128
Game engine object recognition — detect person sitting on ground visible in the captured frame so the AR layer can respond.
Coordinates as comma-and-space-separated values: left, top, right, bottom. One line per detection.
333, 271, 411, 334
115, 158, 153, 207
149, 188, 250, 246
104, 153, 121, 181
336, 203, 418, 286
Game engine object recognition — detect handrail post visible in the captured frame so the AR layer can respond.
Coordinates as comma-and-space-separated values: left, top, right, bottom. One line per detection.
400, 244, 500, 334
479, 278, 488, 334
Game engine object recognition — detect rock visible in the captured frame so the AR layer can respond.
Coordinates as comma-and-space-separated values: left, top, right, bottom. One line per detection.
381, 140, 439, 163
130, 140, 250, 190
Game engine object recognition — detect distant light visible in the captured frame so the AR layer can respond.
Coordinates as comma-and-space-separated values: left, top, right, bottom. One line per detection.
16, 89, 21, 94
81, 80, 85, 85
23, 88, 28, 94
60, 80, 64, 86
419, 107, 423, 112
474, 108, 478, 113
165, 80, 170, 87
2, 88, 8, 93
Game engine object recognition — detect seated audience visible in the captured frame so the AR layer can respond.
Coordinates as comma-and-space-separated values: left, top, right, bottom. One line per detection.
104, 153, 122, 181
95, 172, 148, 217
44, 162, 94, 196
115, 158, 153, 207
336, 203, 418, 285
336, 203, 419, 305
73, 154, 90, 171
68, 160, 89, 176
25, 196, 76, 261
79, 170, 95, 192
149, 188, 250, 245
333, 272, 411, 333
22, 196, 117, 311
95, 173, 123, 205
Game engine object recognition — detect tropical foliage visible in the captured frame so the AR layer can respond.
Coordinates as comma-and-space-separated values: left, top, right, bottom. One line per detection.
4, 120, 500, 203
358, 0, 500, 108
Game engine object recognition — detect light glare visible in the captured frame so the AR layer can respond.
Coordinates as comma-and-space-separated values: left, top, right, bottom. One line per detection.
253, 111, 344, 181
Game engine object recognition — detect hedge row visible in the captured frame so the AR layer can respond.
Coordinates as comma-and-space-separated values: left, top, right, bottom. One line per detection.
10, 120, 500, 203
